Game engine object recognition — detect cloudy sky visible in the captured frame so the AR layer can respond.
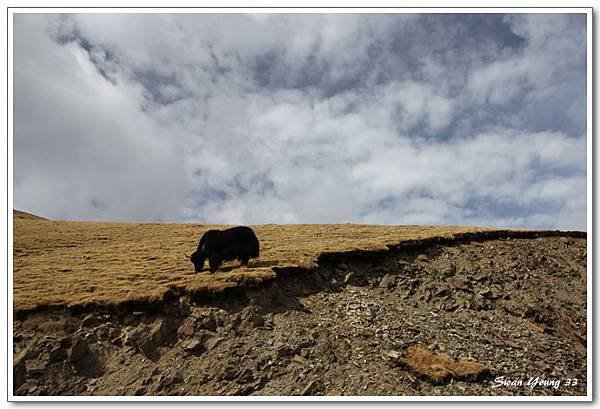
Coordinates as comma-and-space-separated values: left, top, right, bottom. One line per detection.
13, 13, 587, 229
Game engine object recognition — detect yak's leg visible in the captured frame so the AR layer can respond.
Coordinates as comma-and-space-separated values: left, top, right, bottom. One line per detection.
209, 257, 221, 273
238, 251, 250, 267
196, 257, 206, 272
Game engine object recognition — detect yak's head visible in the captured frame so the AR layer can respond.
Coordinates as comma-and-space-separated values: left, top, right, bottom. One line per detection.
189, 251, 206, 272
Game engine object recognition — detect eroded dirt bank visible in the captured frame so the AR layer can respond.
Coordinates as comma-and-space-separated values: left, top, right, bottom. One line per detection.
13, 234, 587, 397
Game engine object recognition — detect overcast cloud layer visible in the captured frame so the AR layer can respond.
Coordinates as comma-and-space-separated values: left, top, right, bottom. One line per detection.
13, 13, 587, 229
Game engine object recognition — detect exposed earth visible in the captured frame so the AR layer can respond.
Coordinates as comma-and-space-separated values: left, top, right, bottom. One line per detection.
13, 233, 587, 397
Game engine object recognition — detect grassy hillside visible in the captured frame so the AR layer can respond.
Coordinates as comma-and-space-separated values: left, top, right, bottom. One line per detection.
13, 210, 47, 221
12, 211, 498, 312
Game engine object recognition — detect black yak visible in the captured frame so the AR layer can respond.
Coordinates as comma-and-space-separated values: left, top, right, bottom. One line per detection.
189, 226, 260, 273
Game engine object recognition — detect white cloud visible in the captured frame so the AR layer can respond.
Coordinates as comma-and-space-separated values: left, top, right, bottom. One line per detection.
13, 13, 587, 230
14, 14, 186, 221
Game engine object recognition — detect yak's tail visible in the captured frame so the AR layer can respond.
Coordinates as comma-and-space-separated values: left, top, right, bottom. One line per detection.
252, 238, 260, 258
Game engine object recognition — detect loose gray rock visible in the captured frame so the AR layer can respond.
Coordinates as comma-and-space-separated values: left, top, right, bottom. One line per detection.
221, 366, 238, 381
67, 336, 90, 362
198, 315, 217, 331
178, 325, 194, 337
48, 344, 66, 363
379, 274, 396, 289
13, 351, 27, 392
178, 297, 192, 317
182, 337, 204, 354
206, 337, 223, 351
236, 368, 254, 384
343, 272, 355, 284
71, 343, 104, 378
26, 359, 46, 376
108, 327, 121, 343
80, 314, 99, 329
416, 254, 429, 263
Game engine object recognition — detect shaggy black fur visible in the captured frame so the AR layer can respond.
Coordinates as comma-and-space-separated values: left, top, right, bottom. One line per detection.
190, 226, 260, 273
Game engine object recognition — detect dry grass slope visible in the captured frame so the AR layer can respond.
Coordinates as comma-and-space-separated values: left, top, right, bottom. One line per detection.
14, 210, 504, 312
13, 210, 47, 221
400, 346, 488, 383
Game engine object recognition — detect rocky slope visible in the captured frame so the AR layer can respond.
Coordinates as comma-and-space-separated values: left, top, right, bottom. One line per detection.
13, 233, 587, 397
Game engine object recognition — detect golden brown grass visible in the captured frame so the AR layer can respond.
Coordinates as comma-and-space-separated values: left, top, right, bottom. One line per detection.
13, 210, 498, 312
401, 346, 488, 383
13, 210, 47, 221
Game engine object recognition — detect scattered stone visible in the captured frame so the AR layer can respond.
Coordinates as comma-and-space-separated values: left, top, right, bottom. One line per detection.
95, 324, 111, 339
276, 345, 293, 358
252, 375, 269, 392
182, 337, 205, 354
524, 302, 557, 326
225, 315, 242, 333
158, 374, 178, 390
434, 286, 451, 297
48, 344, 66, 364
379, 274, 396, 289
326, 389, 343, 396
221, 366, 238, 381
123, 327, 139, 346
26, 359, 46, 376
198, 315, 217, 331
73, 349, 104, 378
292, 354, 308, 364
301, 379, 319, 396
13, 351, 27, 391
416, 254, 429, 263
240, 309, 265, 329
206, 337, 222, 351
108, 328, 121, 342
122, 314, 137, 325
126, 317, 177, 359
435, 258, 456, 276
178, 297, 192, 317
149, 317, 174, 346
178, 325, 194, 337
478, 288, 498, 300
233, 384, 255, 396
141, 375, 153, 386
133, 333, 156, 359
473, 272, 488, 282
448, 275, 471, 291
407, 278, 421, 294
470, 294, 487, 311
80, 314, 99, 329
67, 336, 90, 362
236, 368, 254, 384
397, 259, 410, 267
443, 299, 458, 312
172, 370, 183, 383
